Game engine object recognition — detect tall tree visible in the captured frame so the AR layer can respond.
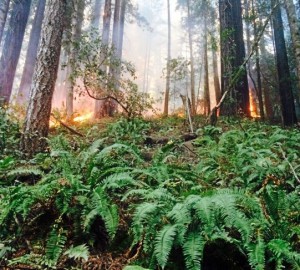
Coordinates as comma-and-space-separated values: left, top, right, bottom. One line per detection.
0, 0, 10, 44
66, 0, 85, 118
94, 0, 112, 118
21, 0, 67, 157
284, 0, 300, 98
186, 0, 196, 115
203, 4, 210, 116
271, 0, 297, 125
17, 0, 46, 104
0, 0, 32, 104
219, 0, 250, 116
91, 0, 103, 29
163, 0, 171, 116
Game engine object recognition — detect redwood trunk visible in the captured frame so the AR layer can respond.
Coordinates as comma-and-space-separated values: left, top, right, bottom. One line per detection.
21, 0, 67, 157
219, 0, 250, 116
0, 0, 32, 104
17, 0, 46, 104
271, 0, 297, 125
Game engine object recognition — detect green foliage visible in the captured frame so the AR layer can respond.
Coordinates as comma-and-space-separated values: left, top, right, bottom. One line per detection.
107, 118, 150, 144
0, 118, 299, 269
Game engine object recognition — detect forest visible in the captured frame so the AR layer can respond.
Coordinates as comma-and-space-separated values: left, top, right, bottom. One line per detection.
0, 0, 300, 269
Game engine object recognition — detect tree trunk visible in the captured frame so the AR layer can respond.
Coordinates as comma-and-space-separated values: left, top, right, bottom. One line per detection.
284, 0, 300, 98
0, 0, 10, 44
94, 0, 112, 118
117, 0, 126, 60
0, 0, 32, 104
212, 50, 221, 105
251, 0, 264, 119
271, 0, 297, 126
20, 0, 67, 157
163, 0, 171, 116
17, 0, 46, 104
219, 0, 250, 116
186, 0, 196, 115
91, 0, 102, 30
66, 0, 85, 119
203, 16, 210, 116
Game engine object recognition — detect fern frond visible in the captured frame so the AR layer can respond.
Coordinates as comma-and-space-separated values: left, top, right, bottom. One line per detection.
123, 266, 150, 270
183, 231, 204, 270
7, 167, 44, 179
45, 227, 67, 267
154, 224, 177, 269
246, 236, 265, 270
64, 244, 89, 262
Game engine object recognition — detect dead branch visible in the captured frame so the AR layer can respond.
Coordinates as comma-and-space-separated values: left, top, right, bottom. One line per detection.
50, 113, 85, 137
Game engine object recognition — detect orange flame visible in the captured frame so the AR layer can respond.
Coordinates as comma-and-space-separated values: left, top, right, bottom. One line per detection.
73, 112, 93, 122
249, 90, 259, 118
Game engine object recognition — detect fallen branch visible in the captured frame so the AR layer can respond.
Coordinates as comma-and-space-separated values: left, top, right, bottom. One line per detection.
50, 113, 85, 137
207, 3, 279, 125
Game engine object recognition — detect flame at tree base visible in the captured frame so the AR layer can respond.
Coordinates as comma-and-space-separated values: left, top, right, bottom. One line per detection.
73, 112, 93, 123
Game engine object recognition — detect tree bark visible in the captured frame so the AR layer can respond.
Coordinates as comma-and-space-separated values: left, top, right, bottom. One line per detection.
186, 0, 196, 115
163, 0, 171, 116
284, 0, 300, 98
219, 0, 250, 116
20, 0, 67, 157
271, 0, 297, 126
66, 0, 85, 119
0, 0, 10, 44
17, 0, 46, 104
0, 0, 32, 104
94, 0, 112, 118
203, 16, 210, 116
91, 0, 103, 30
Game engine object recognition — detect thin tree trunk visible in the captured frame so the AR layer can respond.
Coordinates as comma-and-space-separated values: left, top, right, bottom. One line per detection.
212, 50, 221, 105
284, 0, 300, 98
0, 0, 32, 104
17, 0, 46, 104
203, 34, 210, 116
186, 0, 196, 115
91, 0, 102, 30
163, 0, 171, 116
252, 0, 264, 120
271, 0, 297, 125
0, 0, 10, 44
94, 0, 112, 118
21, 0, 67, 157
66, 0, 85, 119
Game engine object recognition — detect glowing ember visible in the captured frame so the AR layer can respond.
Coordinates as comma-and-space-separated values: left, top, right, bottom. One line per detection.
73, 112, 93, 122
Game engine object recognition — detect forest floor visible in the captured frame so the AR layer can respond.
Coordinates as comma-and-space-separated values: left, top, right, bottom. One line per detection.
0, 114, 299, 270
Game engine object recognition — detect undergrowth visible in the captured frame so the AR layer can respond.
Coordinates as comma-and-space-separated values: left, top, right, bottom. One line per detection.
0, 116, 299, 269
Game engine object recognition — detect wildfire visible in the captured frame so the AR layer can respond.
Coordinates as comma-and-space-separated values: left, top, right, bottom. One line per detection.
73, 112, 93, 122
249, 89, 259, 118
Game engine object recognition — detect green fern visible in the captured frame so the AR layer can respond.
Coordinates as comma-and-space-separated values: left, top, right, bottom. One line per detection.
64, 244, 90, 262
182, 231, 204, 270
154, 224, 177, 269
44, 226, 67, 267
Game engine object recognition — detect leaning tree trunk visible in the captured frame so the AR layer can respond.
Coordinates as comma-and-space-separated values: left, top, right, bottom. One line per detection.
66, 0, 85, 119
271, 0, 297, 126
284, 0, 300, 98
20, 0, 67, 158
0, 0, 32, 104
163, 0, 171, 116
186, 0, 196, 115
219, 0, 250, 116
17, 0, 46, 104
94, 0, 112, 118
0, 0, 10, 44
